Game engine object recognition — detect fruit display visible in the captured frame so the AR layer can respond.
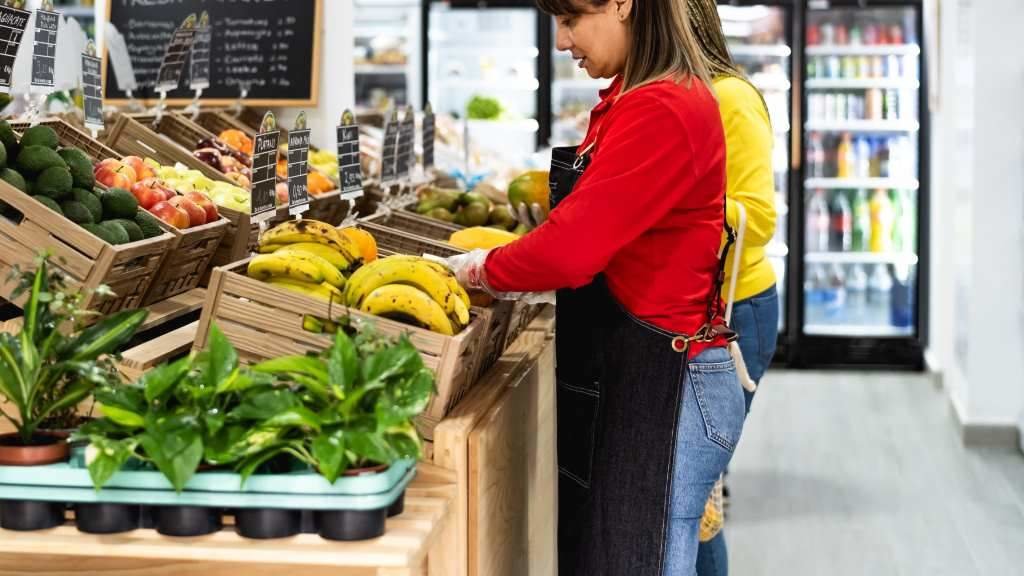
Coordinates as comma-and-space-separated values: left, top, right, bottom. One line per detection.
150, 161, 252, 214
507, 170, 551, 219
414, 186, 519, 231
249, 220, 365, 301
448, 226, 521, 251
218, 129, 253, 155
94, 156, 221, 230
276, 145, 338, 196
309, 149, 339, 180
193, 135, 252, 188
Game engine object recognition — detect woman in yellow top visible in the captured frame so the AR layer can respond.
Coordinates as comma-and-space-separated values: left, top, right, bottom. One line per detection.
688, 1, 780, 575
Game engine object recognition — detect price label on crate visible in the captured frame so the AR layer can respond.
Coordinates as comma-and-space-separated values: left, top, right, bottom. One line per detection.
30, 6, 58, 91
251, 112, 281, 222
336, 109, 363, 201
81, 42, 102, 132
189, 11, 211, 91
422, 102, 436, 170
0, 3, 29, 93
396, 105, 415, 180
287, 112, 311, 217
154, 13, 197, 93
380, 108, 400, 184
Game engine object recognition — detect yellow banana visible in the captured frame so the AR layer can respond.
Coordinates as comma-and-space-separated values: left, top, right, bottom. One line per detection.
344, 255, 456, 314
269, 250, 347, 289
274, 242, 353, 272
259, 242, 289, 254
360, 284, 455, 336
302, 315, 325, 333
248, 254, 323, 284
260, 220, 360, 262
374, 255, 471, 310
267, 277, 343, 302
451, 296, 471, 328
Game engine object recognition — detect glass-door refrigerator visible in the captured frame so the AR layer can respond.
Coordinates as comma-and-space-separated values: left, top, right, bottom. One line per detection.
423, 0, 550, 163
797, 0, 927, 368
353, 0, 423, 113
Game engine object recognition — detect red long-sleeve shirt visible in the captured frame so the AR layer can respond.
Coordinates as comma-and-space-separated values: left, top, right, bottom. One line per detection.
486, 76, 728, 357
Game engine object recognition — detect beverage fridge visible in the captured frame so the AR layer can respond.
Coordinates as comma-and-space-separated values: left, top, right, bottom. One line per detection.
795, 0, 928, 368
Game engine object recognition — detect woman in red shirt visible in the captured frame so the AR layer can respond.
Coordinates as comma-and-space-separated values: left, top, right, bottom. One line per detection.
448, 0, 745, 573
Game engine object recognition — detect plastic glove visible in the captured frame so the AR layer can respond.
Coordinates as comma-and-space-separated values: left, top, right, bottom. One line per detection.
444, 250, 555, 304
514, 202, 547, 231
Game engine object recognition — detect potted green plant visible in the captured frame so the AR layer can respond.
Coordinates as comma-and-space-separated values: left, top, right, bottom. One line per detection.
0, 254, 147, 530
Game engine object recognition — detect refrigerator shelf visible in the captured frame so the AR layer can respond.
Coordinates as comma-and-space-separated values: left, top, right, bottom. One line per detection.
805, 44, 921, 57
805, 324, 914, 337
805, 120, 919, 133
553, 78, 611, 90
727, 44, 792, 58
804, 177, 919, 190
751, 75, 792, 92
805, 78, 920, 90
805, 251, 919, 266
438, 77, 540, 91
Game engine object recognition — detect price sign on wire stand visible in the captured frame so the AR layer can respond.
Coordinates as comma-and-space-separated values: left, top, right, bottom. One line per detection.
250, 111, 281, 223
336, 109, 363, 201
287, 111, 311, 217
0, 2, 29, 93
189, 11, 211, 91
154, 13, 197, 94
81, 40, 103, 134
396, 105, 415, 180
422, 102, 436, 171
30, 2, 58, 92
380, 108, 400, 185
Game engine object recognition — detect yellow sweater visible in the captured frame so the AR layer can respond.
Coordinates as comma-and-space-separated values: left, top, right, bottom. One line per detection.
713, 76, 778, 301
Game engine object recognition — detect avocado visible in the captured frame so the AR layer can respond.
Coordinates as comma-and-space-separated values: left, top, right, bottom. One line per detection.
60, 201, 94, 225
82, 223, 117, 244
31, 195, 62, 216
16, 145, 67, 176
0, 140, 7, 170
109, 218, 143, 242
1, 168, 27, 193
57, 148, 94, 189
33, 166, 73, 200
72, 188, 102, 222
98, 221, 130, 245
0, 120, 18, 159
19, 125, 58, 150
134, 209, 164, 239
100, 187, 138, 220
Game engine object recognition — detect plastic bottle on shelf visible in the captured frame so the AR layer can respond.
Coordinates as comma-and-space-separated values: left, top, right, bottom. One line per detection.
858, 55, 871, 79
836, 133, 855, 178
805, 263, 829, 326
809, 93, 824, 121
846, 263, 869, 325
807, 23, 821, 46
807, 56, 819, 79
852, 189, 871, 251
890, 264, 914, 328
878, 139, 891, 177
847, 94, 862, 121
836, 23, 849, 45
827, 55, 842, 79
884, 89, 899, 120
868, 137, 882, 177
890, 24, 904, 45
824, 263, 847, 321
850, 24, 862, 45
864, 22, 878, 45
869, 188, 894, 253
866, 88, 883, 120
842, 56, 858, 79
855, 136, 871, 177
824, 93, 837, 121
830, 189, 852, 252
867, 263, 894, 327
806, 189, 831, 253
872, 56, 885, 78
825, 134, 838, 177
807, 133, 826, 178
892, 189, 917, 253
821, 22, 835, 45
836, 93, 849, 121
887, 54, 902, 78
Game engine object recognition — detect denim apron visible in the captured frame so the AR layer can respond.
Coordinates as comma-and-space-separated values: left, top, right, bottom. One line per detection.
550, 145, 734, 575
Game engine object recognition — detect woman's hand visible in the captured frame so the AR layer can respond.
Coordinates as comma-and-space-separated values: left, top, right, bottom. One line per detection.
445, 250, 554, 304
514, 202, 547, 231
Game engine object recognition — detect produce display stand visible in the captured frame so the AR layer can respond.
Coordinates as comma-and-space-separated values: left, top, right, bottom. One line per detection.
116, 287, 207, 381
362, 208, 464, 242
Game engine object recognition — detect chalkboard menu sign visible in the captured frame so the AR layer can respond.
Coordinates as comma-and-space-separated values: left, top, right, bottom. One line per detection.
104, 0, 321, 106
0, 5, 28, 92
251, 113, 281, 222
396, 106, 415, 180
81, 49, 103, 131
30, 9, 58, 90
422, 103, 436, 170
287, 113, 310, 216
154, 15, 195, 93
336, 110, 363, 201
380, 109, 400, 184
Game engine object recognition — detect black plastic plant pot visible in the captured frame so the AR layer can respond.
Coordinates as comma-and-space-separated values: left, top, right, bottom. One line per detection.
315, 507, 387, 541
234, 508, 301, 540
75, 503, 141, 534
0, 500, 65, 531
387, 491, 406, 518
154, 506, 222, 537
300, 509, 317, 534
140, 506, 156, 529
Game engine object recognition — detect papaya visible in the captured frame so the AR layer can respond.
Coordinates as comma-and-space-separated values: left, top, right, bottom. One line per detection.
448, 226, 520, 251
507, 170, 550, 218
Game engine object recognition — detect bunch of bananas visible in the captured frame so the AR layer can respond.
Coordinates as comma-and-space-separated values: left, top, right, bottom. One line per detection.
343, 255, 471, 336
249, 220, 363, 302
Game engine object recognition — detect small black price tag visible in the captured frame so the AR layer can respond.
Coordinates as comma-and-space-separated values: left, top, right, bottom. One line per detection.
251, 113, 281, 221
190, 13, 211, 91
155, 14, 197, 93
336, 109, 363, 200
422, 103, 436, 170
287, 115, 311, 216
0, 5, 29, 92
30, 9, 58, 90
396, 105, 415, 180
380, 109, 400, 183
81, 51, 103, 131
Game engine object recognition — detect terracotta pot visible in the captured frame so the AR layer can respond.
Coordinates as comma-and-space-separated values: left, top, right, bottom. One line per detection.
0, 433, 71, 466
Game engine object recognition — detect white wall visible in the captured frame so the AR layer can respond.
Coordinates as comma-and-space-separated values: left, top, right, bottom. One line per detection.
929, 0, 1024, 431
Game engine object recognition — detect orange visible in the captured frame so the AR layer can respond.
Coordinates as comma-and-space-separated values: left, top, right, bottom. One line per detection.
341, 227, 378, 263
308, 170, 336, 196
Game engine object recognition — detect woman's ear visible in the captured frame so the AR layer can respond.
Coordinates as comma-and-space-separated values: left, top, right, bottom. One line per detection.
615, 0, 634, 21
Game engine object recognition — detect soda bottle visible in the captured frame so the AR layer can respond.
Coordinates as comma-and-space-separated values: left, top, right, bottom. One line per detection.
890, 24, 904, 45
867, 263, 894, 326
887, 54, 902, 78
850, 24, 862, 45
807, 23, 821, 45
837, 133, 855, 178
824, 263, 847, 321
884, 89, 899, 120
852, 189, 871, 251
807, 133, 825, 178
836, 94, 849, 121
836, 23, 848, 45
821, 22, 835, 45
824, 93, 837, 121
806, 189, 831, 253
864, 22, 878, 45
872, 56, 885, 78
855, 136, 871, 177
827, 55, 842, 79
869, 188, 894, 253
807, 56, 818, 79
878, 139, 891, 177
869, 138, 881, 177
830, 189, 852, 252
866, 88, 883, 120
894, 189, 917, 253
843, 56, 858, 79
858, 55, 871, 79
890, 264, 914, 328
846, 263, 869, 325
847, 94, 860, 120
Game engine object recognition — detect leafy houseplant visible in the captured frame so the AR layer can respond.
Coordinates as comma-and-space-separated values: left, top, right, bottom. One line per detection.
79, 324, 434, 491
0, 254, 146, 465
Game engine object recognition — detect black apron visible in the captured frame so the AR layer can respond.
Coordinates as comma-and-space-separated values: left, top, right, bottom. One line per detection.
550, 145, 733, 575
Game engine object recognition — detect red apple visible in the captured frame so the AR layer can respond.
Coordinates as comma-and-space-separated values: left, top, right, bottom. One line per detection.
121, 156, 153, 181
130, 178, 167, 210
152, 179, 177, 201
150, 201, 190, 229
184, 191, 218, 223
95, 161, 137, 189
169, 196, 206, 227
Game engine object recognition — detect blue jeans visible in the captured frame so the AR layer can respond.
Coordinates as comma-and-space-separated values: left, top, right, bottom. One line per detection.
695, 285, 779, 576
662, 347, 745, 575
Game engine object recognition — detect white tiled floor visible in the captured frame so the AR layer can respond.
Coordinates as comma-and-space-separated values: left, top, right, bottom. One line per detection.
724, 370, 1024, 576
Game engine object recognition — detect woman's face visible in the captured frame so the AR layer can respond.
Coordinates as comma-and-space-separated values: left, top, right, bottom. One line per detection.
554, 0, 632, 79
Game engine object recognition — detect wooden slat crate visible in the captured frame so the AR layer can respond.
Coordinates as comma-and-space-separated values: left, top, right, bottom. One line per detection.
10, 118, 122, 162
194, 259, 487, 435
362, 208, 463, 242
194, 110, 256, 139
0, 182, 173, 315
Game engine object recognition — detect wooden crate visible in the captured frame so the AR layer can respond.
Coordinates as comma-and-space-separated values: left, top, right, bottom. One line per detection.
10, 117, 122, 162
0, 182, 173, 315
194, 109, 256, 139
194, 259, 488, 431
362, 208, 463, 242
142, 216, 227, 305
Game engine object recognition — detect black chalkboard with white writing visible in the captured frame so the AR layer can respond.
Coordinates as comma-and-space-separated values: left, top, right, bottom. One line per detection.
104, 0, 320, 105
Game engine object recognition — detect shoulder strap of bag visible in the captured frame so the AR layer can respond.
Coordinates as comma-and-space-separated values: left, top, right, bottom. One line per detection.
725, 201, 747, 323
